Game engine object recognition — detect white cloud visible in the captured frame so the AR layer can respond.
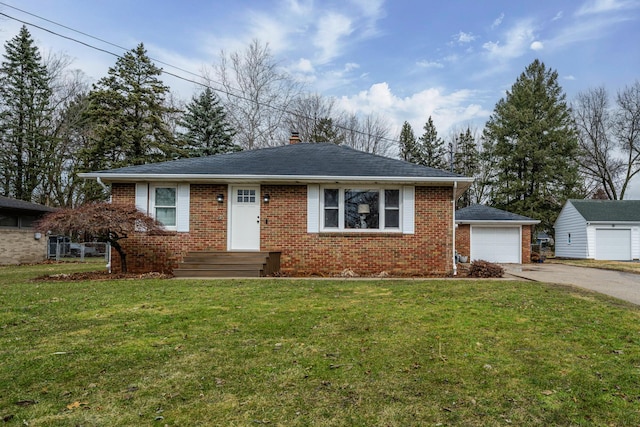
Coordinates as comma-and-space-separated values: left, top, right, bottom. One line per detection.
455, 31, 476, 44
544, 13, 633, 49
416, 60, 444, 69
483, 20, 536, 60
247, 12, 293, 55
336, 82, 492, 137
294, 58, 315, 73
576, 0, 638, 15
314, 12, 354, 63
491, 13, 505, 29
344, 62, 360, 72
552, 11, 564, 21
530, 41, 544, 50
564, 75, 576, 80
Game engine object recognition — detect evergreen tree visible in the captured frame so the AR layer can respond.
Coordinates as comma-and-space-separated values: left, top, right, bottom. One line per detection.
83, 43, 181, 172
399, 121, 419, 162
418, 116, 447, 169
453, 127, 479, 208
0, 26, 54, 201
179, 87, 238, 156
310, 117, 343, 143
483, 59, 581, 232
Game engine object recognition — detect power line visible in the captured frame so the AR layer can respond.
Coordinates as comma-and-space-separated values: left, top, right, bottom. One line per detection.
0, 5, 404, 147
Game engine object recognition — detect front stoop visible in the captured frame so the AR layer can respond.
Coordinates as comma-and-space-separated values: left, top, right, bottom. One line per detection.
173, 251, 281, 278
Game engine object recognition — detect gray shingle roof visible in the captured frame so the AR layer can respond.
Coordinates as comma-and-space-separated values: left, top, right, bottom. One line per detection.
0, 196, 57, 213
89, 143, 466, 179
455, 204, 539, 223
570, 199, 640, 222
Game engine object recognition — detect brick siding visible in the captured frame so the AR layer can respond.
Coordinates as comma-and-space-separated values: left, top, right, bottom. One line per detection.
455, 224, 470, 259
0, 229, 46, 265
110, 183, 455, 276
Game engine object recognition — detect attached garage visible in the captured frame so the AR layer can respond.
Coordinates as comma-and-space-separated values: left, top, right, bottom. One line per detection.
456, 205, 539, 264
595, 229, 632, 260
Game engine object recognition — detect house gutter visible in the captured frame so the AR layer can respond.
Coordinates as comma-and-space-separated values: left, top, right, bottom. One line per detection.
79, 172, 474, 190
452, 181, 457, 276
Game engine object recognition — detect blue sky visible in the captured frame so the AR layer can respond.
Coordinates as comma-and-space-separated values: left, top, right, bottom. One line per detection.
1, 0, 639, 196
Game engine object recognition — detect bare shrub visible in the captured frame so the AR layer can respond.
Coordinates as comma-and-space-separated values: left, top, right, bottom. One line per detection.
468, 260, 504, 278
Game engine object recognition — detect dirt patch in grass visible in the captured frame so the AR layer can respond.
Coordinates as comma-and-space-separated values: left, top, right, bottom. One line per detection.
33, 271, 172, 281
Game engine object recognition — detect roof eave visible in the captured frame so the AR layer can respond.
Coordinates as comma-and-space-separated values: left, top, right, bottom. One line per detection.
585, 220, 640, 225
79, 172, 474, 187
456, 220, 540, 225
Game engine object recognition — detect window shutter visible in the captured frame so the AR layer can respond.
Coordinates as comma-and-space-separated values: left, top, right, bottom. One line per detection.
135, 183, 148, 214
176, 183, 190, 232
307, 185, 320, 233
402, 186, 415, 234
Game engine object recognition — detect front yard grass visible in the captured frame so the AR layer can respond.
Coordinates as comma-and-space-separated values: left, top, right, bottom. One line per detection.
550, 258, 640, 274
1, 263, 640, 426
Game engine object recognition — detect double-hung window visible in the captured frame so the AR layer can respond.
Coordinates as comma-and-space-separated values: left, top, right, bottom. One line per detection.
152, 186, 177, 228
321, 187, 401, 231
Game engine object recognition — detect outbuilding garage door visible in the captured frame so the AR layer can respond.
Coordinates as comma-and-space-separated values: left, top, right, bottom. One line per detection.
471, 227, 521, 263
595, 229, 631, 260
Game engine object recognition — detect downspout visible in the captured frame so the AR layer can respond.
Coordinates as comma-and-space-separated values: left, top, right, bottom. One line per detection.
452, 181, 457, 276
96, 177, 112, 273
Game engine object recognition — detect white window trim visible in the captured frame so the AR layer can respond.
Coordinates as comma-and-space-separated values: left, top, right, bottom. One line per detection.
319, 186, 403, 233
139, 182, 190, 232
150, 184, 178, 230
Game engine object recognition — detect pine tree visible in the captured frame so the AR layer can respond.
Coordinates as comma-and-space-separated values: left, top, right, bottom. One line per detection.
399, 121, 419, 162
83, 43, 181, 171
418, 116, 447, 169
483, 59, 581, 231
310, 117, 343, 144
453, 127, 479, 208
0, 26, 54, 201
179, 87, 238, 156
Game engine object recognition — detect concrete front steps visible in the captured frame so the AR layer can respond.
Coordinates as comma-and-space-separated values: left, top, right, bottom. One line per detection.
173, 251, 281, 278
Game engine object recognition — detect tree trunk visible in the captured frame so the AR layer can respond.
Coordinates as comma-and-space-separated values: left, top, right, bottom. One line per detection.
111, 240, 127, 273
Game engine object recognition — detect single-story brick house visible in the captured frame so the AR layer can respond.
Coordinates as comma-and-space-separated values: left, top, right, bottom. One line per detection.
455, 204, 539, 264
80, 141, 474, 277
554, 199, 640, 260
0, 196, 57, 265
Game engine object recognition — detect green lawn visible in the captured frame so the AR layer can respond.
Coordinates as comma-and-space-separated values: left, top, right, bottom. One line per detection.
1, 263, 640, 426
549, 258, 640, 274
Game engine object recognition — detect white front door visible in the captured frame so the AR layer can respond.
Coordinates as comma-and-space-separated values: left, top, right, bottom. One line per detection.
229, 186, 261, 250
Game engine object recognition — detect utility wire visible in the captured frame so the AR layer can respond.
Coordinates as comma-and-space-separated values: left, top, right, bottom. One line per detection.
0, 5, 403, 146
0, 1, 205, 82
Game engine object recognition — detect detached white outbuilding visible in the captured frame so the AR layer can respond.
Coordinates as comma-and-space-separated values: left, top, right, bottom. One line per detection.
554, 199, 640, 260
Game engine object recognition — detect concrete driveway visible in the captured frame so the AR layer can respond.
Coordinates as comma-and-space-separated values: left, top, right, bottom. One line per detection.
504, 263, 640, 305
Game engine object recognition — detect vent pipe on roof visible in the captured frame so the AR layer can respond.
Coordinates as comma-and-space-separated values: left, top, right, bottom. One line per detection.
289, 131, 301, 144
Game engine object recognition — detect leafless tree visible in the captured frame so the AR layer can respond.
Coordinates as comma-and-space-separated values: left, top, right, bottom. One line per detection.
284, 93, 338, 142
339, 112, 393, 156
210, 39, 303, 149
39, 54, 92, 207
613, 81, 640, 198
573, 83, 640, 199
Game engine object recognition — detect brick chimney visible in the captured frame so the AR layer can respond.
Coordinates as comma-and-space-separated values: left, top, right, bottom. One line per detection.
289, 131, 301, 144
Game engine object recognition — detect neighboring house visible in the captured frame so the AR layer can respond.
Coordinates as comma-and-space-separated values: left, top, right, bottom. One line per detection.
455, 204, 539, 264
0, 196, 56, 265
80, 141, 474, 276
554, 199, 640, 260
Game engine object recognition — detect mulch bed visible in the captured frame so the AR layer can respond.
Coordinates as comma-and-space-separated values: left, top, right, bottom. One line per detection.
33, 271, 172, 281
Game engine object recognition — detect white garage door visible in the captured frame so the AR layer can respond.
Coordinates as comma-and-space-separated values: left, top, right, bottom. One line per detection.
471, 227, 521, 263
595, 229, 631, 260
